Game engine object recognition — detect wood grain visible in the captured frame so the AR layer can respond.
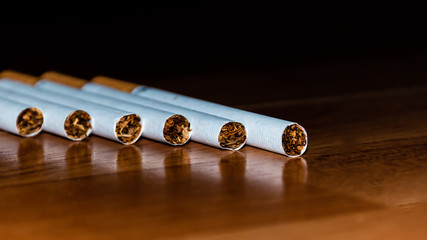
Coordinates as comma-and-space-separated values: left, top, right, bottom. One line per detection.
1, 83, 427, 239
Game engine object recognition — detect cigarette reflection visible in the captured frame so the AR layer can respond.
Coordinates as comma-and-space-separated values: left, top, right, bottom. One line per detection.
115, 145, 144, 201
164, 148, 191, 183
17, 138, 44, 166
0, 134, 46, 187
219, 151, 247, 194
65, 142, 92, 165
283, 157, 308, 194
64, 141, 93, 178
116, 145, 142, 171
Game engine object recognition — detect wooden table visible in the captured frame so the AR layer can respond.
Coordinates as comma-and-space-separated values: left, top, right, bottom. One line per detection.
1, 75, 427, 239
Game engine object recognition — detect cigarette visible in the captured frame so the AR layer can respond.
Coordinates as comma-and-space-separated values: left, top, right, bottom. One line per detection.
0, 79, 142, 144
0, 97, 43, 137
0, 89, 92, 141
35, 80, 191, 146
81, 83, 247, 150
41, 71, 246, 150
92, 76, 308, 157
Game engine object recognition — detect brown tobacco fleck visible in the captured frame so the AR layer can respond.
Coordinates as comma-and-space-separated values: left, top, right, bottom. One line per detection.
16, 107, 43, 136
163, 115, 191, 145
64, 110, 92, 140
282, 124, 307, 156
218, 122, 247, 149
115, 114, 142, 144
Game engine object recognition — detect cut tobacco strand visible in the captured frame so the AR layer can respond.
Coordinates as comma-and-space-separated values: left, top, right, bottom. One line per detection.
16, 107, 44, 136
218, 122, 247, 150
115, 114, 142, 144
282, 124, 307, 156
163, 114, 191, 145
64, 110, 92, 140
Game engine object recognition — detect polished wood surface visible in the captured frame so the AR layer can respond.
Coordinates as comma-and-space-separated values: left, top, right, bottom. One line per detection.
1, 83, 427, 239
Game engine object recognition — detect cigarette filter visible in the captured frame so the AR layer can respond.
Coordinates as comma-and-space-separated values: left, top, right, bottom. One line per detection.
36, 80, 191, 146
81, 83, 247, 150
0, 70, 39, 85
92, 76, 308, 157
0, 89, 92, 140
0, 97, 43, 137
41, 71, 87, 88
0, 79, 142, 144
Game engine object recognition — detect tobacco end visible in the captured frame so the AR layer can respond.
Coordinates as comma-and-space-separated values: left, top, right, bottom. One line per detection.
16, 107, 44, 136
91, 76, 140, 93
282, 123, 307, 156
115, 114, 142, 144
1, 70, 39, 85
218, 122, 247, 150
64, 110, 92, 140
41, 71, 88, 89
163, 115, 191, 145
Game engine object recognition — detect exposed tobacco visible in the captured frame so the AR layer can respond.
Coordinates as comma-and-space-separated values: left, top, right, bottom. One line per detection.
64, 110, 92, 140
218, 122, 246, 149
282, 124, 307, 156
115, 114, 142, 144
16, 107, 43, 136
163, 115, 191, 145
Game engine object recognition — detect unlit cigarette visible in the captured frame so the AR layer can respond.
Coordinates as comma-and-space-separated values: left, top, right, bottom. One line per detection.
92, 76, 308, 157
0, 89, 92, 140
81, 83, 246, 150
0, 79, 142, 144
0, 97, 43, 137
36, 80, 191, 146
41, 71, 246, 150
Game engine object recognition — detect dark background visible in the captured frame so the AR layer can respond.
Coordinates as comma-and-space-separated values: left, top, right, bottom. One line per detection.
1, 10, 427, 105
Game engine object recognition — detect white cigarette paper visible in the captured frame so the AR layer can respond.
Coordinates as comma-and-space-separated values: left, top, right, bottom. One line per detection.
81, 83, 247, 150
0, 89, 92, 141
130, 85, 308, 156
0, 79, 142, 145
35, 80, 192, 146
0, 97, 43, 137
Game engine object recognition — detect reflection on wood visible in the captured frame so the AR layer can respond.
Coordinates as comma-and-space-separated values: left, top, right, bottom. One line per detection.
116, 145, 142, 171
219, 151, 246, 194
17, 138, 44, 166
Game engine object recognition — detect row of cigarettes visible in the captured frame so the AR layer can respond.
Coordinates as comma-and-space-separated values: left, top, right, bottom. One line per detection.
0, 71, 308, 157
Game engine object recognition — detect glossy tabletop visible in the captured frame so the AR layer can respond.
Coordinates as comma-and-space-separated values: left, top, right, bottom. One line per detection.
1, 81, 427, 239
